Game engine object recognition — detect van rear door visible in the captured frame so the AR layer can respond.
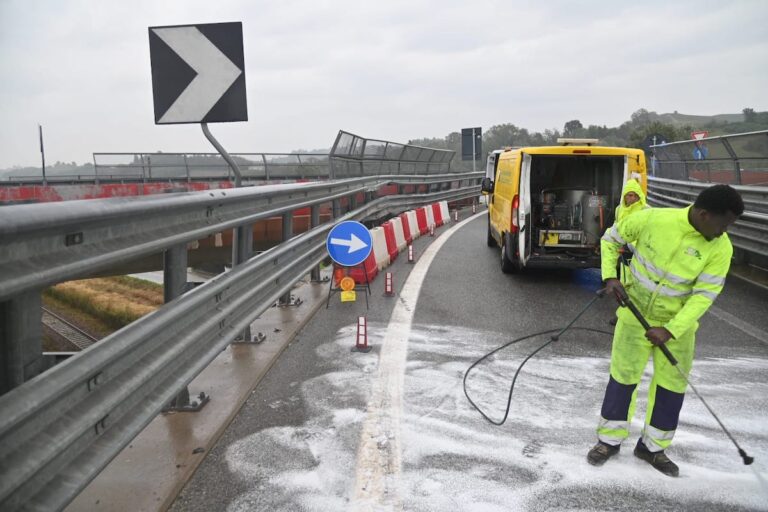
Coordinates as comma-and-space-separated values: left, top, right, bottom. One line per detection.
518, 153, 532, 265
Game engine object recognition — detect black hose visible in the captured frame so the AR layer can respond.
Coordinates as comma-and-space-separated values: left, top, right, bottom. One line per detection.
463, 323, 613, 426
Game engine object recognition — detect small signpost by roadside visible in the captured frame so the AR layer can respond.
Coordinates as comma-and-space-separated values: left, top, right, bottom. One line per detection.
325, 221, 373, 308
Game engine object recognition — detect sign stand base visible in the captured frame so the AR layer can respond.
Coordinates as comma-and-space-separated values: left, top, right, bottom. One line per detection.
326, 262, 371, 309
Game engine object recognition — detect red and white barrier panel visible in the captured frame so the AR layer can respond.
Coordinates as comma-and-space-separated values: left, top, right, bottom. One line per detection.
406, 210, 420, 241
398, 212, 413, 245
382, 221, 399, 263
439, 201, 449, 223
425, 205, 436, 231
390, 216, 407, 252
415, 207, 429, 236
370, 226, 390, 271
348, 249, 378, 284
431, 202, 444, 227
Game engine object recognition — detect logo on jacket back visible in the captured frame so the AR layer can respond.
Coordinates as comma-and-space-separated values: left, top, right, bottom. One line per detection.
684, 247, 702, 260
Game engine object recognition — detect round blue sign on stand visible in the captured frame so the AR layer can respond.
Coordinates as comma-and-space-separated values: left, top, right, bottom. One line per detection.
326, 221, 373, 267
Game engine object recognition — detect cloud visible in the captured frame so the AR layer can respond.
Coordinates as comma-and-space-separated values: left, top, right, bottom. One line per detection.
1, 0, 767, 168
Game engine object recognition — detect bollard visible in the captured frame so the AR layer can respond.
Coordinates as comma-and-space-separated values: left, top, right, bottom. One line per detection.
472, 203, 476, 214
352, 316, 372, 352
453, 210, 459, 222
384, 272, 394, 296
408, 244, 414, 263
429, 225, 435, 236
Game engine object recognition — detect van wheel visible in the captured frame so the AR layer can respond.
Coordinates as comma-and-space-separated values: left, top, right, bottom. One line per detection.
501, 233, 517, 274
487, 216, 497, 247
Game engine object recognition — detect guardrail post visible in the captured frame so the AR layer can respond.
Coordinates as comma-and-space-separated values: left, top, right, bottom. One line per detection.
279, 212, 294, 305
92, 154, 99, 186
310, 205, 323, 283
332, 199, 341, 219
233, 224, 254, 341
0, 290, 44, 396
162, 244, 209, 412
184, 154, 191, 183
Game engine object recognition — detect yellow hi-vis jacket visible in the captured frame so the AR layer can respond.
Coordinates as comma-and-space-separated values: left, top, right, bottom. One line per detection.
601, 205, 733, 339
614, 179, 648, 223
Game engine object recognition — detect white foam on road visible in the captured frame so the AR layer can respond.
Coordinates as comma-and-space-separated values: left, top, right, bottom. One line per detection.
223, 321, 768, 511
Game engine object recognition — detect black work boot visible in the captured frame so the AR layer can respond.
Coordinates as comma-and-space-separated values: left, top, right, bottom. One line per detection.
634, 439, 679, 477
587, 441, 620, 466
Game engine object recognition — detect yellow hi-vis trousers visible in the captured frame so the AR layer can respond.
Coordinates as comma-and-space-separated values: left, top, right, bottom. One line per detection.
596, 314, 695, 452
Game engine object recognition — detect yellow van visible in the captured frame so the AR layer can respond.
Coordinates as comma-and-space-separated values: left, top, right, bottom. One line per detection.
481, 139, 647, 273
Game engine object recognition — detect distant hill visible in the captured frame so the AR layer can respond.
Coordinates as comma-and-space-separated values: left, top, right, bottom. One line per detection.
654, 112, 745, 125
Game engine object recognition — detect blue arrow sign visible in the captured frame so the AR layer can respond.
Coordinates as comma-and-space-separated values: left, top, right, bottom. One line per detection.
326, 221, 372, 267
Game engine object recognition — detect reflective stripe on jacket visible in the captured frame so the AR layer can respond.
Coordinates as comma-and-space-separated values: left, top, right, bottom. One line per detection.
601, 206, 732, 338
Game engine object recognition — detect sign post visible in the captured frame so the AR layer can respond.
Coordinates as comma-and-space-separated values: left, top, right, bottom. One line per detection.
148, 22, 249, 408
38, 124, 46, 185
461, 127, 482, 174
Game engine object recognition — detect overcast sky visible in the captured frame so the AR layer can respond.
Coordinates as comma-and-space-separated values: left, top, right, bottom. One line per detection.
1, 0, 766, 169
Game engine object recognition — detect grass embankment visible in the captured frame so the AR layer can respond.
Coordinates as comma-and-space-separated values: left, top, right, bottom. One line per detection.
44, 276, 164, 334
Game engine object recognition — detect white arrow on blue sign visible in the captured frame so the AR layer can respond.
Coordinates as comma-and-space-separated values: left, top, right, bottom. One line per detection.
326, 221, 373, 267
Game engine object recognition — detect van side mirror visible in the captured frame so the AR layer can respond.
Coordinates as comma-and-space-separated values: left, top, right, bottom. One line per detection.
481, 177, 494, 194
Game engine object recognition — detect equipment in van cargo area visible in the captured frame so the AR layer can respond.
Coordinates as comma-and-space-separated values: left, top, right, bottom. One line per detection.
481, 144, 647, 272
536, 188, 608, 247
528, 154, 623, 259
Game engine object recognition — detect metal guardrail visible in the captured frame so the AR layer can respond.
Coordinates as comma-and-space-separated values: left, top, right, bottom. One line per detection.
0, 173, 481, 511
651, 130, 768, 186
1, 154, 332, 186
91, 152, 332, 183
0, 174, 477, 301
647, 177, 768, 261
329, 130, 455, 178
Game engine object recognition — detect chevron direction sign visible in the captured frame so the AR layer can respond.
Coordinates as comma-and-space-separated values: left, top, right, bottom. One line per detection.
149, 22, 247, 124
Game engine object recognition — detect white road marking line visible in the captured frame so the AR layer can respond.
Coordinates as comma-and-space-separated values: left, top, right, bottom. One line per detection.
707, 305, 768, 345
351, 212, 484, 511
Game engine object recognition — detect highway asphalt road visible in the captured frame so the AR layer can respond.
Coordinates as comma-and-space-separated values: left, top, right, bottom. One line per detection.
171, 210, 768, 512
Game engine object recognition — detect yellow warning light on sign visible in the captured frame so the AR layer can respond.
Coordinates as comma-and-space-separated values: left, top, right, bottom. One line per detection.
339, 276, 356, 291
340, 290, 357, 302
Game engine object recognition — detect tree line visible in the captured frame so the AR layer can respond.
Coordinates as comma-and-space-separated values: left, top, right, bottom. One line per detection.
408, 108, 768, 171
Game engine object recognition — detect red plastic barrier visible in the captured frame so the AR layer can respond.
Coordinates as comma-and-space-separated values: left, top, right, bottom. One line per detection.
382, 221, 398, 262
415, 207, 429, 235
348, 250, 378, 285
431, 203, 443, 227
398, 213, 413, 244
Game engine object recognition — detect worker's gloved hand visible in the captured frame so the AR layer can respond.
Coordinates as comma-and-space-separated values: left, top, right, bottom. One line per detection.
601, 278, 627, 304
646, 327, 673, 346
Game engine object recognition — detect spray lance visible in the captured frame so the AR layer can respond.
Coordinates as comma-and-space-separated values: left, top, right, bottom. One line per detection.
465, 284, 756, 468
609, 285, 755, 466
